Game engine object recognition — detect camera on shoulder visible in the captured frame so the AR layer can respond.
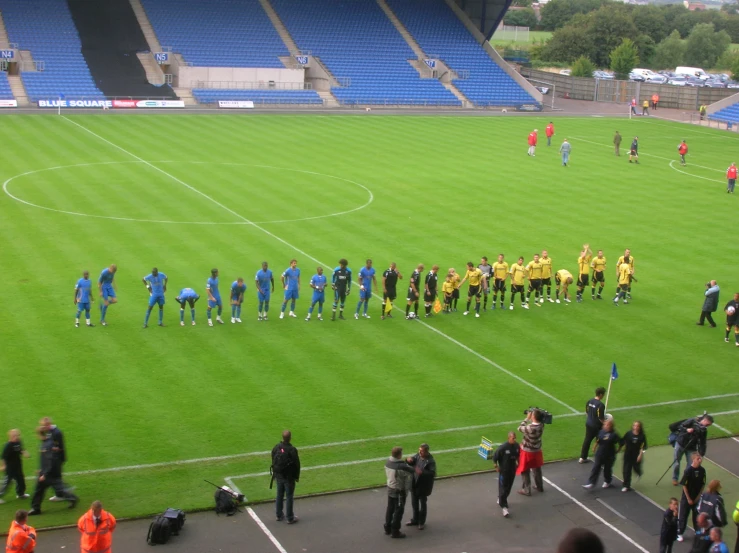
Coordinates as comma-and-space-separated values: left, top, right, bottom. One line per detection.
524, 407, 553, 425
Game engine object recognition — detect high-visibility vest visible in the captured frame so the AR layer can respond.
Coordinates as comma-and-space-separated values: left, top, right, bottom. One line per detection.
78, 510, 116, 553
733, 500, 739, 524
5, 521, 36, 553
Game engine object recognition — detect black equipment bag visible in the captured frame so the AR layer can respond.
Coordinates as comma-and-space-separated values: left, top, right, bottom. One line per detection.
163, 508, 186, 535
215, 489, 238, 516
147, 515, 171, 546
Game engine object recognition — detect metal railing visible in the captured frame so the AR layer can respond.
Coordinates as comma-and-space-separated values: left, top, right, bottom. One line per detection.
190, 80, 312, 90
335, 76, 352, 88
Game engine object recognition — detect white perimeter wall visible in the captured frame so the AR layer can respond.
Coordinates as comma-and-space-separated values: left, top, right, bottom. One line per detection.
180, 66, 305, 86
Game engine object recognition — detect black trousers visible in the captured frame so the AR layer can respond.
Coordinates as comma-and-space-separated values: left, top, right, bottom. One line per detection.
699, 311, 716, 326
31, 475, 78, 511
677, 493, 698, 535
385, 492, 406, 532
498, 471, 515, 509
659, 539, 674, 553
580, 425, 600, 460
622, 454, 642, 488
588, 453, 614, 485
410, 490, 428, 525
0, 469, 26, 497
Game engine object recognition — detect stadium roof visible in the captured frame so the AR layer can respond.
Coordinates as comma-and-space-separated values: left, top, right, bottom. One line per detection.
453, 0, 512, 41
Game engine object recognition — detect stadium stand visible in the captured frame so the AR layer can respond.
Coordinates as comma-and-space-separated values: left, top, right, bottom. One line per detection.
0, 71, 14, 100
708, 103, 739, 126
0, 0, 105, 101
386, 0, 537, 107
140, 0, 288, 68
192, 88, 322, 105
271, 0, 461, 106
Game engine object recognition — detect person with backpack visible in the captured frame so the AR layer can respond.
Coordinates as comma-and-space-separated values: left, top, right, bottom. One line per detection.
271, 430, 300, 524
671, 414, 713, 486
699, 480, 728, 529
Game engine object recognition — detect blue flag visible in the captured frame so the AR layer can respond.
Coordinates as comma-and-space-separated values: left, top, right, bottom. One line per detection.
611, 362, 618, 380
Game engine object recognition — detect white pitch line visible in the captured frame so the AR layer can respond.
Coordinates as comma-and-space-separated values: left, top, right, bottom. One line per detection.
543, 477, 650, 553
607, 392, 739, 413
247, 507, 289, 553
668, 160, 725, 184
595, 498, 627, 520
60, 115, 579, 414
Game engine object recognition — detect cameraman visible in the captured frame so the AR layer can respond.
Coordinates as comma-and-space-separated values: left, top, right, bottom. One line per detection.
516, 409, 544, 496
579, 387, 606, 464
697, 281, 720, 327
672, 414, 713, 486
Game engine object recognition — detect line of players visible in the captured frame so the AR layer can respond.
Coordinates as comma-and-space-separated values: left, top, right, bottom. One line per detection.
71, 247, 636, 327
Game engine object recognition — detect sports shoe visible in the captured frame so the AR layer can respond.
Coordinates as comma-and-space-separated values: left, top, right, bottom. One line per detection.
492, 304, 496, 310
143, 324, 148, 329
305, 315, 311, 321
676, 535, 684, 542
231, 317, 236, 324
289, 311, 296, 318
463, 311, 469, 315
522, 303, 529, 310
216, 317, 224, 324
354, 313, 359, 320
725, 337, 730, 342
564, 298, 571, 303
475, 313, 480, 318
208, 319, 214, 326
602, 482, 611, 489
534, 301, 542, 307
591, 296, 595, 300
287, 516, 299, 524
75, 322, 79, 328
192, 320, 196, 326
578, 458, 586, 464
86, 323, 95, 327
735, 342, 739, 347
235, 318, 241, 323
621, 487, 629, 492
548, 298, 554, 303
339, 314, 346, 320
596, 295, 602, 300
509, 305, 514, 310
381, 316, 385, 320
262, 315, 268, 321
258, 315, 263, 321
556, 299, 561, 304
317, 315, 322, 321
582, 483, 594, 489
613, 300, 619, 306
158, 323, 165, 327
100, 321, 107, 326
624, 300, 629, 304
28, 509, 40, 516
69, 497, 78, 509
49, 496, 62, 502
279, 313, 284, 319
180, 321, 185, 326
362, 313, 370, 318
17, 494, 30, 499
502, 507, 510, 518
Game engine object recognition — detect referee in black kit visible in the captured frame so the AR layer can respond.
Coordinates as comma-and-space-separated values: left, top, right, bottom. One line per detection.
493, 432, 520, 518
579, 387, 606, 464
381, 263, 402, 320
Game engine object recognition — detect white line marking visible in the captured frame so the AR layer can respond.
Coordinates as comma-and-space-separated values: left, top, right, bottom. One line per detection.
668, 160, 725, 184
248, 507, 289, 553
60, 115, 579, 414
704, 456, 739, 479
2, 160, 374, 225
544, 477, 650, 553
596, 498, 627, 519
607, 392, 739, 413
712, 422, 739, 444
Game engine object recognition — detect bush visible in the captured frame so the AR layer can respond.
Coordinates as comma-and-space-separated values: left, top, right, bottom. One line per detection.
571, 56, 596, 77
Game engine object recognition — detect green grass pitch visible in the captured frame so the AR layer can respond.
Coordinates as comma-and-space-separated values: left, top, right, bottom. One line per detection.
0, 113, 737, 528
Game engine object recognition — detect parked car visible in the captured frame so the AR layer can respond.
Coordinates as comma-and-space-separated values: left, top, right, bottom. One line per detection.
559, 69, 571, 76
685, 77, 705, 87
727, 81, 739, 89
659, 70, 676, 77
593, 70, 613, 80
704, 80, 726, 88
646, 75, 668, 84
628, 72, 646, 82
667, 76, 687, 86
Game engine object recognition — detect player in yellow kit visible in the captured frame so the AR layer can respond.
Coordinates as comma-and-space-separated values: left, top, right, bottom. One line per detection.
441, 273, 456, 313
491, 254, 509, 310
540, 250, 554, 303
448, 267, 461, 312
590, 250, 607, 300
460, 261, 485, 318
526, 254, 544, 306
576, 244, 593, 303
615, 249, 635, 299
613, 262, 633, 305
555, 269, 574, 303
509, 257, 528, 310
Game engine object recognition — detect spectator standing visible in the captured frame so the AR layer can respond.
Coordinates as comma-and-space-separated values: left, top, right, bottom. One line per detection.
0, 430, 31, 503
709, 527, 730, 553
493, 432, 519, 518
579, 387, 605, 464
660, 498, 679, 553
559, 139, 571, 167
700, 104, 707, 120
527, 129, 538, 156
698, 282, 721, 328
271, 430, 300, 524
516, 409, 544, 496
5, 510, 36, 553
727, 163, 737, 194
545, 122, 555, 146
582, 418, 620, 489
652, 93, 659, 110
78, 500, 116, 553
621, 420, 647, 492
631, 97, 638, 115
699, 480, 728, 528
614, 131, 622, 155
672, 414, 713, 485
384, 447, 413, 539
677, 454, 706, 542
643, 99, 650, 116
407, 444, 436, 530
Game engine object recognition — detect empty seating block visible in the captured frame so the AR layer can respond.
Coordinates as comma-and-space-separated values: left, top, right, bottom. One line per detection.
271, 0, 460, 106
141, 0, 288, 67
0, 72, 13, 99
192, 88, 322, 104
387, 0, 537, 107
709, 103, 739, 125
0, 0, 104, 101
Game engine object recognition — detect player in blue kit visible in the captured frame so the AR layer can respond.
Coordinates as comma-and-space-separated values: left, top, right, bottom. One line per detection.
306, 267, 327, 321
230, 278, 246, 323
280, 259, 301, 319
98, 264, 117, 326
255, 261, 274, 321
355, 259, 377, 319
175, 288, 199, 326
74, 271, 95, 327
206, 268, 224, 326
143, 268, 168, 328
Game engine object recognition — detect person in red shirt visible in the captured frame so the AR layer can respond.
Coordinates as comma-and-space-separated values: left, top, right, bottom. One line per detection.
678, 140, 688, 166
727, 163, 737, 194
545, 122, 555, 146
527, 129, 538, 157
630, 97, 637, 115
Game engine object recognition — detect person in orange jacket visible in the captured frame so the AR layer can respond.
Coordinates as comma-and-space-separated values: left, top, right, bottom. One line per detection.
78, 501, 116, 553
527, 129, 538, 157
727, 162, 737, 194
651, 93, 659, 111
678, 140, 688, 166
6, 510, 36, 553
545, 122, 555, 146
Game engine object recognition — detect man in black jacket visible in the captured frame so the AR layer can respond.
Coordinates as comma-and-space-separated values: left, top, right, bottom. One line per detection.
271, 430, 300, 524
29, 426, 78, 515
406, 443, 436, 530
672, 414, 713, 485
493, 432, 520, 518
698, 281, 720, 327
579, 387, 606, 464
677, 454, 706, 543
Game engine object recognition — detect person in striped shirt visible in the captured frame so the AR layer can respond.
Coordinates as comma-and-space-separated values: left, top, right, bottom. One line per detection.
516, 409, 545, 496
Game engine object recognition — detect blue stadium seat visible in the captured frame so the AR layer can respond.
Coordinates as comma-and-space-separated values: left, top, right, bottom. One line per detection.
708, 103, 739, 125
387, 0, 538, 107
192, 88, 323, 105
0, 0, 105, 101
0, 72, 13, 99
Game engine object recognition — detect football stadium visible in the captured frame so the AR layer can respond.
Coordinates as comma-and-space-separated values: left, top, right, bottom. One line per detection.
0, 0, 738, 551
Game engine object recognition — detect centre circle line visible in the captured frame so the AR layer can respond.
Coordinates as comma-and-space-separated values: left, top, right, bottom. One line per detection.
667, 160, 725, 184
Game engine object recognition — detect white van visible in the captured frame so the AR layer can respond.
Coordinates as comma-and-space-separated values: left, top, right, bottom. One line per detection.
631, 68, 658, 79
675, 66, 709, 80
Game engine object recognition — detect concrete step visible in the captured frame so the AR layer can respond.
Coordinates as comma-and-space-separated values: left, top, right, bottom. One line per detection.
0, 11, 10, 49
172, 87, 197, 105
136, 52, 165, 86
18, 50, 38, 72
7, 74, 30, 106
128, 0, 162, 53
259, 0, 300, 55
315, 89, 339, 107
376, 0, 425, 59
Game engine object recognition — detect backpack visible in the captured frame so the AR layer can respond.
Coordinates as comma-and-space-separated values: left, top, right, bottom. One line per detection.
215, 489, 238, 516
146, 515, 171, 546
668, 418, 688, 445
270, 444, 294, 488
162, 508, 186, 535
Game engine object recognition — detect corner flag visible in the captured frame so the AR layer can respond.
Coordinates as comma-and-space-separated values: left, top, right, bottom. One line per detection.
605, 362, 618, 412
611, 362, 619, 380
